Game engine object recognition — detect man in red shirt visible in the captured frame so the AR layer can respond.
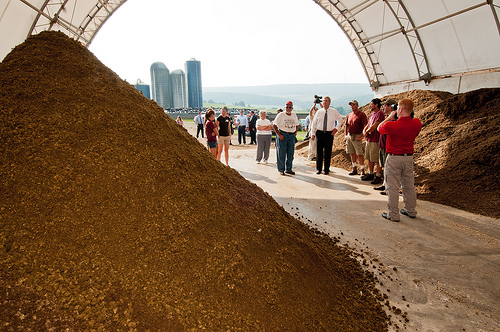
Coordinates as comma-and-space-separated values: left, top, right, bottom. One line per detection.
378, 98, 422, 222
344, 100, 368, 175
362, 99, 385, 183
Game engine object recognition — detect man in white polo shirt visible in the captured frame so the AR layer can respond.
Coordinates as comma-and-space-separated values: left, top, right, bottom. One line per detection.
272, 101, 299, 176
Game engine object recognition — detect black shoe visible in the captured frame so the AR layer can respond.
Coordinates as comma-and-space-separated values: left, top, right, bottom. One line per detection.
316, 170, 322, 174
348, 167, 358, 175
279, 171, 286, 176
400, 209, 416, 219
380, 191, 387, 196
324, 171, 329, 175
371, 176, 382, 185
361, 173, 374, 181
374, 185, 385, 191
285, 170, 295, 175
382, 212, 399, 222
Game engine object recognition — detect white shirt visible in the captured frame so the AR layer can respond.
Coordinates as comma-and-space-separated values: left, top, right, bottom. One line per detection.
194, 114, 203, 125
311, 107, 343, 134
256, 118, 272, 135
273, 112, 299, 133
236, 115, 248, 127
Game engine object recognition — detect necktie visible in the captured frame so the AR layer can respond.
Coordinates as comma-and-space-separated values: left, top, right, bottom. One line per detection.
323, 109, 328, 131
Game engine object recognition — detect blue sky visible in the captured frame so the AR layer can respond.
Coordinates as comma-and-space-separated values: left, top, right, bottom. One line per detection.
89, 0, 368, 87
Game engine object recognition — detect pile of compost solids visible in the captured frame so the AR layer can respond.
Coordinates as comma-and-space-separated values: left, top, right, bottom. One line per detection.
0, 31, 388, 331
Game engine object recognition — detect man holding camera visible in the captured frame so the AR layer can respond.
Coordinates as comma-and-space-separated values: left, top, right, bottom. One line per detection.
375, 98, 398, 193
377, 98, 422, 222
311, 96, 343, 175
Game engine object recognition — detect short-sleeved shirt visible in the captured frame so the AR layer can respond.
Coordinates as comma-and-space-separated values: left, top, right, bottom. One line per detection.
205, 120, 217, 142
256, 118, 272, 135
273, 112, 299, 133
216, 115, 231, 136
346, 111, 368, 135
366, 109, 385, 143
378, 116, 422, 154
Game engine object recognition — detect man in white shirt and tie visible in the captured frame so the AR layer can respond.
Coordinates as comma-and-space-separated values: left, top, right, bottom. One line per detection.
311, 96, 343, 175
194, 111, 204, 138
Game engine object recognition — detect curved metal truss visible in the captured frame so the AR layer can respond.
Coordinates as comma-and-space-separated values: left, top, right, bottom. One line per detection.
19, 0, 127, 46
2, 0, 499, 93
313, 0, 500, 90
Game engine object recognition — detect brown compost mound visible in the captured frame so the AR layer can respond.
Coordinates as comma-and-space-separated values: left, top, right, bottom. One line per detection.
318, 88, 500, 218
0, 31, 389, 330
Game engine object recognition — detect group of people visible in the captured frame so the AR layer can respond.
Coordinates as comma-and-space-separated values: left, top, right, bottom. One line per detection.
282, 95, 422, 222
328, 97, 422, 222
199, 96, 422, 222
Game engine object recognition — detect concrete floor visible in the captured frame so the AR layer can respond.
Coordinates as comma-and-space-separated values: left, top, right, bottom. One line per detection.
188, 123, 500, 331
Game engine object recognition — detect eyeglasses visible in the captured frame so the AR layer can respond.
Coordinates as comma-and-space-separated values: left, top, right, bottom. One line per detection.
286, 106, 293, 109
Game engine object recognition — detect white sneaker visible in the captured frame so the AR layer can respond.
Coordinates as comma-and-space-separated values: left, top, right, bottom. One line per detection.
263, 160, 268, 164
256, 160, 261, 164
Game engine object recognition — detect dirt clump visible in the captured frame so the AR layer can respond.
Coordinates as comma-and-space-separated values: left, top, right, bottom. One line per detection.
0, 31, 389, 330
316, 88, 500, 218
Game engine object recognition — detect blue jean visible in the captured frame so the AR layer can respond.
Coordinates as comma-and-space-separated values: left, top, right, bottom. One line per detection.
276, 131, 296, 172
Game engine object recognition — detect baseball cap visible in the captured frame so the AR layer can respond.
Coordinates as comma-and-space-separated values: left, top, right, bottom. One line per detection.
286, 101, 293, 106
382, 98, 397, 105
348, 100, 359, 105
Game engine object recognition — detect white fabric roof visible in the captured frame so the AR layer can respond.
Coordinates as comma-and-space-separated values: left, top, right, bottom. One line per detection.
1, 0, 499, 94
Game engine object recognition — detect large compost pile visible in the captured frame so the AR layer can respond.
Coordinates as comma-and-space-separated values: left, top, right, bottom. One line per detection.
323, 89, 500, 218
0, 31, 389, 331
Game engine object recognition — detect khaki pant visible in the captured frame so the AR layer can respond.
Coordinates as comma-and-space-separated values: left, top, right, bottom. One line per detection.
385, 154, 417, 220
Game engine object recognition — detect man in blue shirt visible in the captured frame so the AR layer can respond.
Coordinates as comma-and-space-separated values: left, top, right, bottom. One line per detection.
235, 110, 249, 144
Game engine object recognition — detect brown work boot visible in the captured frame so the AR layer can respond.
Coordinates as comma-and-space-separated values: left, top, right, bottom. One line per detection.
348, 166, 358, 175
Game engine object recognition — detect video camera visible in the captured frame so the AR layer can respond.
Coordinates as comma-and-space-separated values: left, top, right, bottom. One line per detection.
314, 95, 323, 104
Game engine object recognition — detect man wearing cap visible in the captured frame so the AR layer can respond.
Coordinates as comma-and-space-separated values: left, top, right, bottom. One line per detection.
344, 100, 368, 175
378, 98, 422, 222
361, 98, 385, 184
273, 101, 299, 175
311, 96, 343, 175
375, 98, 398, 193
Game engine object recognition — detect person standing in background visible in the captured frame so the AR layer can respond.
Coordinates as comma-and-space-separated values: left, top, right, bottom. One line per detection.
307, 104, 318, 161
235, 110, 248, 145
248, 110, 257, 145
361, 98, 385, 184
176, 116, 184, 126
216, 106, 232, 166
255, 110, 272, 164
344, 100, 367, 176
311, 96, 343, 175
205, 108, 218, 157
194, 111, 204, 138
375, 98, 398, 193
273, 101, 299, 175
